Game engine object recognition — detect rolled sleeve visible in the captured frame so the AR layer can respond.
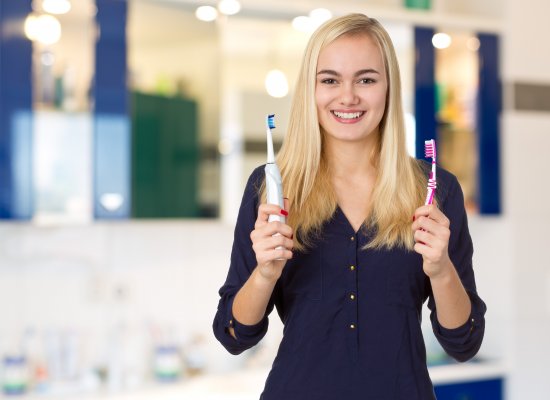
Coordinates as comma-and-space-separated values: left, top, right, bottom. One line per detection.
430, 290, 486, 362
212, 167, 273, 355
427, 174, 487, 362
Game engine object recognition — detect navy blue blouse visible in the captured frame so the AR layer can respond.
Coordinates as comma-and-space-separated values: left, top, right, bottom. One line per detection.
213, 164, 486, 400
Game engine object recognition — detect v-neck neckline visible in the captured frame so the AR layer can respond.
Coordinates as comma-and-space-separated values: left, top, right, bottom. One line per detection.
335, 205, 368, 235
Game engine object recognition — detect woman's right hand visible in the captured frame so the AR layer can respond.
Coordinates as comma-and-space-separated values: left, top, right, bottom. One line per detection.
250, 201, 294, 283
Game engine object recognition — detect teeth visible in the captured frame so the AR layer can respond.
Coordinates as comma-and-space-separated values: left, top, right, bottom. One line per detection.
333, 111, 363, 119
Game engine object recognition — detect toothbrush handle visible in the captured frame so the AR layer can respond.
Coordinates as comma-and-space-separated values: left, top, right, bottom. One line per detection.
265, 164, 286, 224
265, 164, 286, 260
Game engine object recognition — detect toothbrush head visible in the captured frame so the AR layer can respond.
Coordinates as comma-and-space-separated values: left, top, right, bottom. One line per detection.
267, 114, 276, 130
424, 139, 436, 161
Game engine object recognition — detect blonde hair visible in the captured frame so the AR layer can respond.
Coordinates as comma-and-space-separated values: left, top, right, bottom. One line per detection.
264, 13, 425, 251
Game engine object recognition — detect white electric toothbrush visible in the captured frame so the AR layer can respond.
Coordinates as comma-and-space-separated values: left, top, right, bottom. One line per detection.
265, 114, 285, 225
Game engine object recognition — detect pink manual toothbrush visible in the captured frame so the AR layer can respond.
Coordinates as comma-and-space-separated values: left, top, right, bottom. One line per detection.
424, 139, 437, 205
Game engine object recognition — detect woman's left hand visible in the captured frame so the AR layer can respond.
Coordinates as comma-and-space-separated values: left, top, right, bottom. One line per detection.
412, 204, 453, 279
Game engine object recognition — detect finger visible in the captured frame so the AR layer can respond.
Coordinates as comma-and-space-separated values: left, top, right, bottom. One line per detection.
414, 204, 449, 227
267, 248, 293, 261
412, 216, 448, 235
256, 246, 293, 265
252, 226, 294, 250
256, 204, 288, 228
413, 242, 437, 259
260, 221, 293, 238
414, 229, 434, 247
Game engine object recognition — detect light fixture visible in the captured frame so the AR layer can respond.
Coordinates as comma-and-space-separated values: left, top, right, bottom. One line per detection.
292, 16, 313, 33
100, 193, 124, 212
467, 37, 480, 52
42, 0, 71, 15
432, 32, 451, 49
292, 8, 332, 33
309, 8, 332, 27
265, 69, 289, 98
24, 14, 39, 41
24, 14, 62, 45
218, 0, 241, 16
195, 6, 218, 22
41, 51, 55, 66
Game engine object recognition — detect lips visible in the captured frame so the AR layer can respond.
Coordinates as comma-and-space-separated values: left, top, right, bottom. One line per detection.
331, 110, 365, 123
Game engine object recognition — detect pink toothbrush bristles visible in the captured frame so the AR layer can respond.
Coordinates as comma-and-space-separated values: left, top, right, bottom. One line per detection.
424, 139, 437, 205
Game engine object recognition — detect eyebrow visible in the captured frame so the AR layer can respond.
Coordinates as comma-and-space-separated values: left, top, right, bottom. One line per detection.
316, 68, 381, 77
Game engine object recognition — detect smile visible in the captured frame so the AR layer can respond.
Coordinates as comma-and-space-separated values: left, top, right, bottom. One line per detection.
331, 110, 365, 121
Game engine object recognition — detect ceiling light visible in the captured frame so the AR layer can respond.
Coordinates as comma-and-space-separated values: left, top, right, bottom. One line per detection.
42, 0, 71, 15
24, 14, 39, 41
25, 14, 62, 45
218, 0, 241, 16
195, 6, 218, 22
265, 69, 289, 98
432, 33, 451, 49
467, 37, 480, 51
292, 16, 313, 33
309, 8, 332, 26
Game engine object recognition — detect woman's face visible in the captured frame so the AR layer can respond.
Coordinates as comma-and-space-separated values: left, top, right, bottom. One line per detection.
315, 33, 388, 146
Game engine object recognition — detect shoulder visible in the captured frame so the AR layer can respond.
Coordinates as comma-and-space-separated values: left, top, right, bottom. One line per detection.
246, 165, 265, 193
240, 165, 265, 207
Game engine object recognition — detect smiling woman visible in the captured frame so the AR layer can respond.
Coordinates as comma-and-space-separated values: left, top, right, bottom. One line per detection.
213, 13, 486, 400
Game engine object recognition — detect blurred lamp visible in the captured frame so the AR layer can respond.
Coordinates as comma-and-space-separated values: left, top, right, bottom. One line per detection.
42, 0, 71, 15
467, 37, 480, 51
309, 8, 332, 27
292, 16, 313, 33
25, 14, 62, 45
100, 193, 124, 212
218, 0, 241, 16
195, 6, 218, 22
265, 69, 289, 98
432, 32, 451, 49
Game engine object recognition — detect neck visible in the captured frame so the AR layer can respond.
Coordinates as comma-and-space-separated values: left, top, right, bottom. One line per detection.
324, 133, 379, 178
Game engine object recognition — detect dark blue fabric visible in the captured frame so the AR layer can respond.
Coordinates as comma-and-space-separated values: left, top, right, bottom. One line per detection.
213, 164, 486, 400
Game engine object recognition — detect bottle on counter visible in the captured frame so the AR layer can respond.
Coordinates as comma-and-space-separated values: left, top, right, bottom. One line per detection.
153, 345, 182, 382
1, 355, 29, 395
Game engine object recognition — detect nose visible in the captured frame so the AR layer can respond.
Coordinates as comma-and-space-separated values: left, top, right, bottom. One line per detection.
339, 83, 359, 106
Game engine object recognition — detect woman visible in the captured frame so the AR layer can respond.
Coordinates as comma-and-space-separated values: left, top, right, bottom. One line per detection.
213, 13, 486, 399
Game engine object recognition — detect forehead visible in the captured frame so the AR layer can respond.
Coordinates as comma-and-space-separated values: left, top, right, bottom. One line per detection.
317, 33, 384, 70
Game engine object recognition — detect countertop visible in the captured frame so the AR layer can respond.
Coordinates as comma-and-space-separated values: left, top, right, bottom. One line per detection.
15, 361, 506, 400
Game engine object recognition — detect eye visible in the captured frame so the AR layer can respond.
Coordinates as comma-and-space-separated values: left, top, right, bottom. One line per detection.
320, 78, 337, 84
359, 78, 376, 84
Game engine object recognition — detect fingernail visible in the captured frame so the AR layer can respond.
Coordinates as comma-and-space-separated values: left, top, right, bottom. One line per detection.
283, 197, 289, 200
412, 215, 415, 222
281, 209, 289, 216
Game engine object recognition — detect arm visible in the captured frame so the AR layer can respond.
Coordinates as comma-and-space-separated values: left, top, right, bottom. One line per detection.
413, 177, 486, 362
212, 169, 293, 354
231, 201, 293, 331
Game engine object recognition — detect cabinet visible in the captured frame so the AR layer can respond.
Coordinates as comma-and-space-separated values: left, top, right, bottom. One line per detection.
131, 92, 199, 218
431, 362, 504, 400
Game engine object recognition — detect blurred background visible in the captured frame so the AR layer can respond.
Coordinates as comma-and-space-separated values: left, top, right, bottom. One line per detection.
0, 0, 549, 399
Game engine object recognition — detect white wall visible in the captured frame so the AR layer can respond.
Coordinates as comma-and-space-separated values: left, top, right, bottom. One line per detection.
500, 0, 550, 399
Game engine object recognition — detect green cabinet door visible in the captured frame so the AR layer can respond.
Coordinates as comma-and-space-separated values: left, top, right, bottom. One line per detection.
131, 92, 199, 218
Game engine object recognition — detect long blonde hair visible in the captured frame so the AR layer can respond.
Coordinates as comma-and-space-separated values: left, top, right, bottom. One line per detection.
265, 13, 425, 251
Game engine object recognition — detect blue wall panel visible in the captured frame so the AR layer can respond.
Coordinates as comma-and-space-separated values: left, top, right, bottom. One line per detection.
414, 26, 437, 160
93, 0, 131, 219
0, 0, 33, 219
477, 33, 501, 214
